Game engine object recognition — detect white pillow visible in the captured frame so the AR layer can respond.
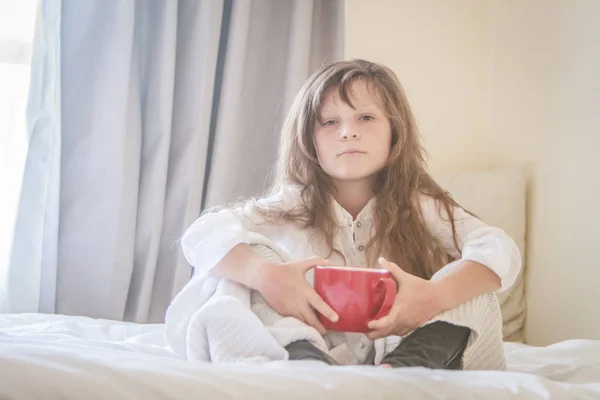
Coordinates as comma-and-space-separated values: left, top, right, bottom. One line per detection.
434, 167, 527, 343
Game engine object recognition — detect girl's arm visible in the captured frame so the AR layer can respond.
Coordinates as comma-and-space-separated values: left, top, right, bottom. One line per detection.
211, 243, 275, 290
419, 195, 522, 308
180, 187, 295, 280
433, 260, 502, 312
180, 188, 338, 332
366, 198, 521, 339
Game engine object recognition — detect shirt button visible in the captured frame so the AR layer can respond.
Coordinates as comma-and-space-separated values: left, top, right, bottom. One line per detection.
360, 343, 366, 349
356, 221, 362, 228
357, 245, 365, 251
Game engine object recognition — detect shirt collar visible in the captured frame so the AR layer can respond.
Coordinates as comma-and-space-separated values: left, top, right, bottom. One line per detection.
331, 196, 376, 227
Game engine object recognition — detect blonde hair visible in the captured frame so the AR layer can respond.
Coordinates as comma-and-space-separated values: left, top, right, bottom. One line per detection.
254, 59, 466, 279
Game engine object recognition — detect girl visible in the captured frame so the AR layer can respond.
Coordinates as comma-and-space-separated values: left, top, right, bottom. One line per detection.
176, 59, 521, 369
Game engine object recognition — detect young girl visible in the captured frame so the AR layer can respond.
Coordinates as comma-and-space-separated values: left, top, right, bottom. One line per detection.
171, 59, 521, 369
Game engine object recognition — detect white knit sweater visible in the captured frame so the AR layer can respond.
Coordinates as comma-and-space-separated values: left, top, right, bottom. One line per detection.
165, 244, 506, 370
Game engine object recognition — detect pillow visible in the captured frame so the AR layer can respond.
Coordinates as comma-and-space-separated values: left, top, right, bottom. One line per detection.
434, 167, 527, 343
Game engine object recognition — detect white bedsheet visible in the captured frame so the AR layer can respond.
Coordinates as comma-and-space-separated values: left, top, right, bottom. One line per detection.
1, 314, 599, 399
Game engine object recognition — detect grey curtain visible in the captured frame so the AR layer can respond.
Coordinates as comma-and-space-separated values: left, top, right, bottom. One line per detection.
6, 0, 343, 323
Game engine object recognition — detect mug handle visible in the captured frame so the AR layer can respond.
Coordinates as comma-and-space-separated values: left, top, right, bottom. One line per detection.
372, 277, 396, 321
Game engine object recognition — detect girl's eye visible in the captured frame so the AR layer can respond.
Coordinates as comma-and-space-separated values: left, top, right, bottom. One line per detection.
360, 115, 374, 121
322, 120, 337, 126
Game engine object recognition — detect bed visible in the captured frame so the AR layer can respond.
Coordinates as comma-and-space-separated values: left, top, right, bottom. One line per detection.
2, 168, 599, 399
1, 313, 600, 399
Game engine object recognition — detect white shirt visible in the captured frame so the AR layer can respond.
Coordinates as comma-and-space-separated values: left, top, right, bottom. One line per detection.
182, 184, 522, 292
180, 184, 522, 364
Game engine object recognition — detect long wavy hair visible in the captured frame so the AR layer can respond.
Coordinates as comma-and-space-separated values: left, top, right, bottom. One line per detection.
247, 59, 467, 279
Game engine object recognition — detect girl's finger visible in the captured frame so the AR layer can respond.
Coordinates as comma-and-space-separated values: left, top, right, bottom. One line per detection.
307, 290, 338, 323
296, 257, 331, 273
367, 327, 391, 341
379, 257, 408, 282
301, 307, 327, 335
368, 304, 400, 330
396, 327, 411, 337
367, 316, 391, 330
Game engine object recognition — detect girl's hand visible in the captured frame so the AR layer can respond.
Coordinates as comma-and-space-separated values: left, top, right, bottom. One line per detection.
256, 256, 339, 335
366, 257, 444, 340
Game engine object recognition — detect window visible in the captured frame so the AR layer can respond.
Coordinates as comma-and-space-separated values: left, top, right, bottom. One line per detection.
0, 0, 37, 293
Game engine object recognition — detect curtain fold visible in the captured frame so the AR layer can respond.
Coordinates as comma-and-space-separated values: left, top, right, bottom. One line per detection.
6, 0, 62, 314
6, 0, 344, 323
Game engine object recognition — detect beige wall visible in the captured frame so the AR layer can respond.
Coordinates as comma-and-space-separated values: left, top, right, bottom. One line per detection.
346, 0, 600, 345
484, 0, 600, 345
345, 0, 489, 174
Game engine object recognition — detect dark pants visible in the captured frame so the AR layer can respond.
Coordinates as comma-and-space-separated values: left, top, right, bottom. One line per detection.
285, 321, 470, 369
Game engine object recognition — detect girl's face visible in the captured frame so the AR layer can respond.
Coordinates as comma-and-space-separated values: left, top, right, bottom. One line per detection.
313, 80, 392, 188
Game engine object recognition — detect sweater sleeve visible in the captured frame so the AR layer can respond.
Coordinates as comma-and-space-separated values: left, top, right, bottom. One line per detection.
180, 187, 298, 276
418, 195, 522, 292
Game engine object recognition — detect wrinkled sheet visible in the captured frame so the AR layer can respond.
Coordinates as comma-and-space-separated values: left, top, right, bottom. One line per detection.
1, 314, 599, 399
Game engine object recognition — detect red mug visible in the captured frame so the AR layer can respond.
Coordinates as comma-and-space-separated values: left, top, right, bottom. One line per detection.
313, 265, 396, 333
